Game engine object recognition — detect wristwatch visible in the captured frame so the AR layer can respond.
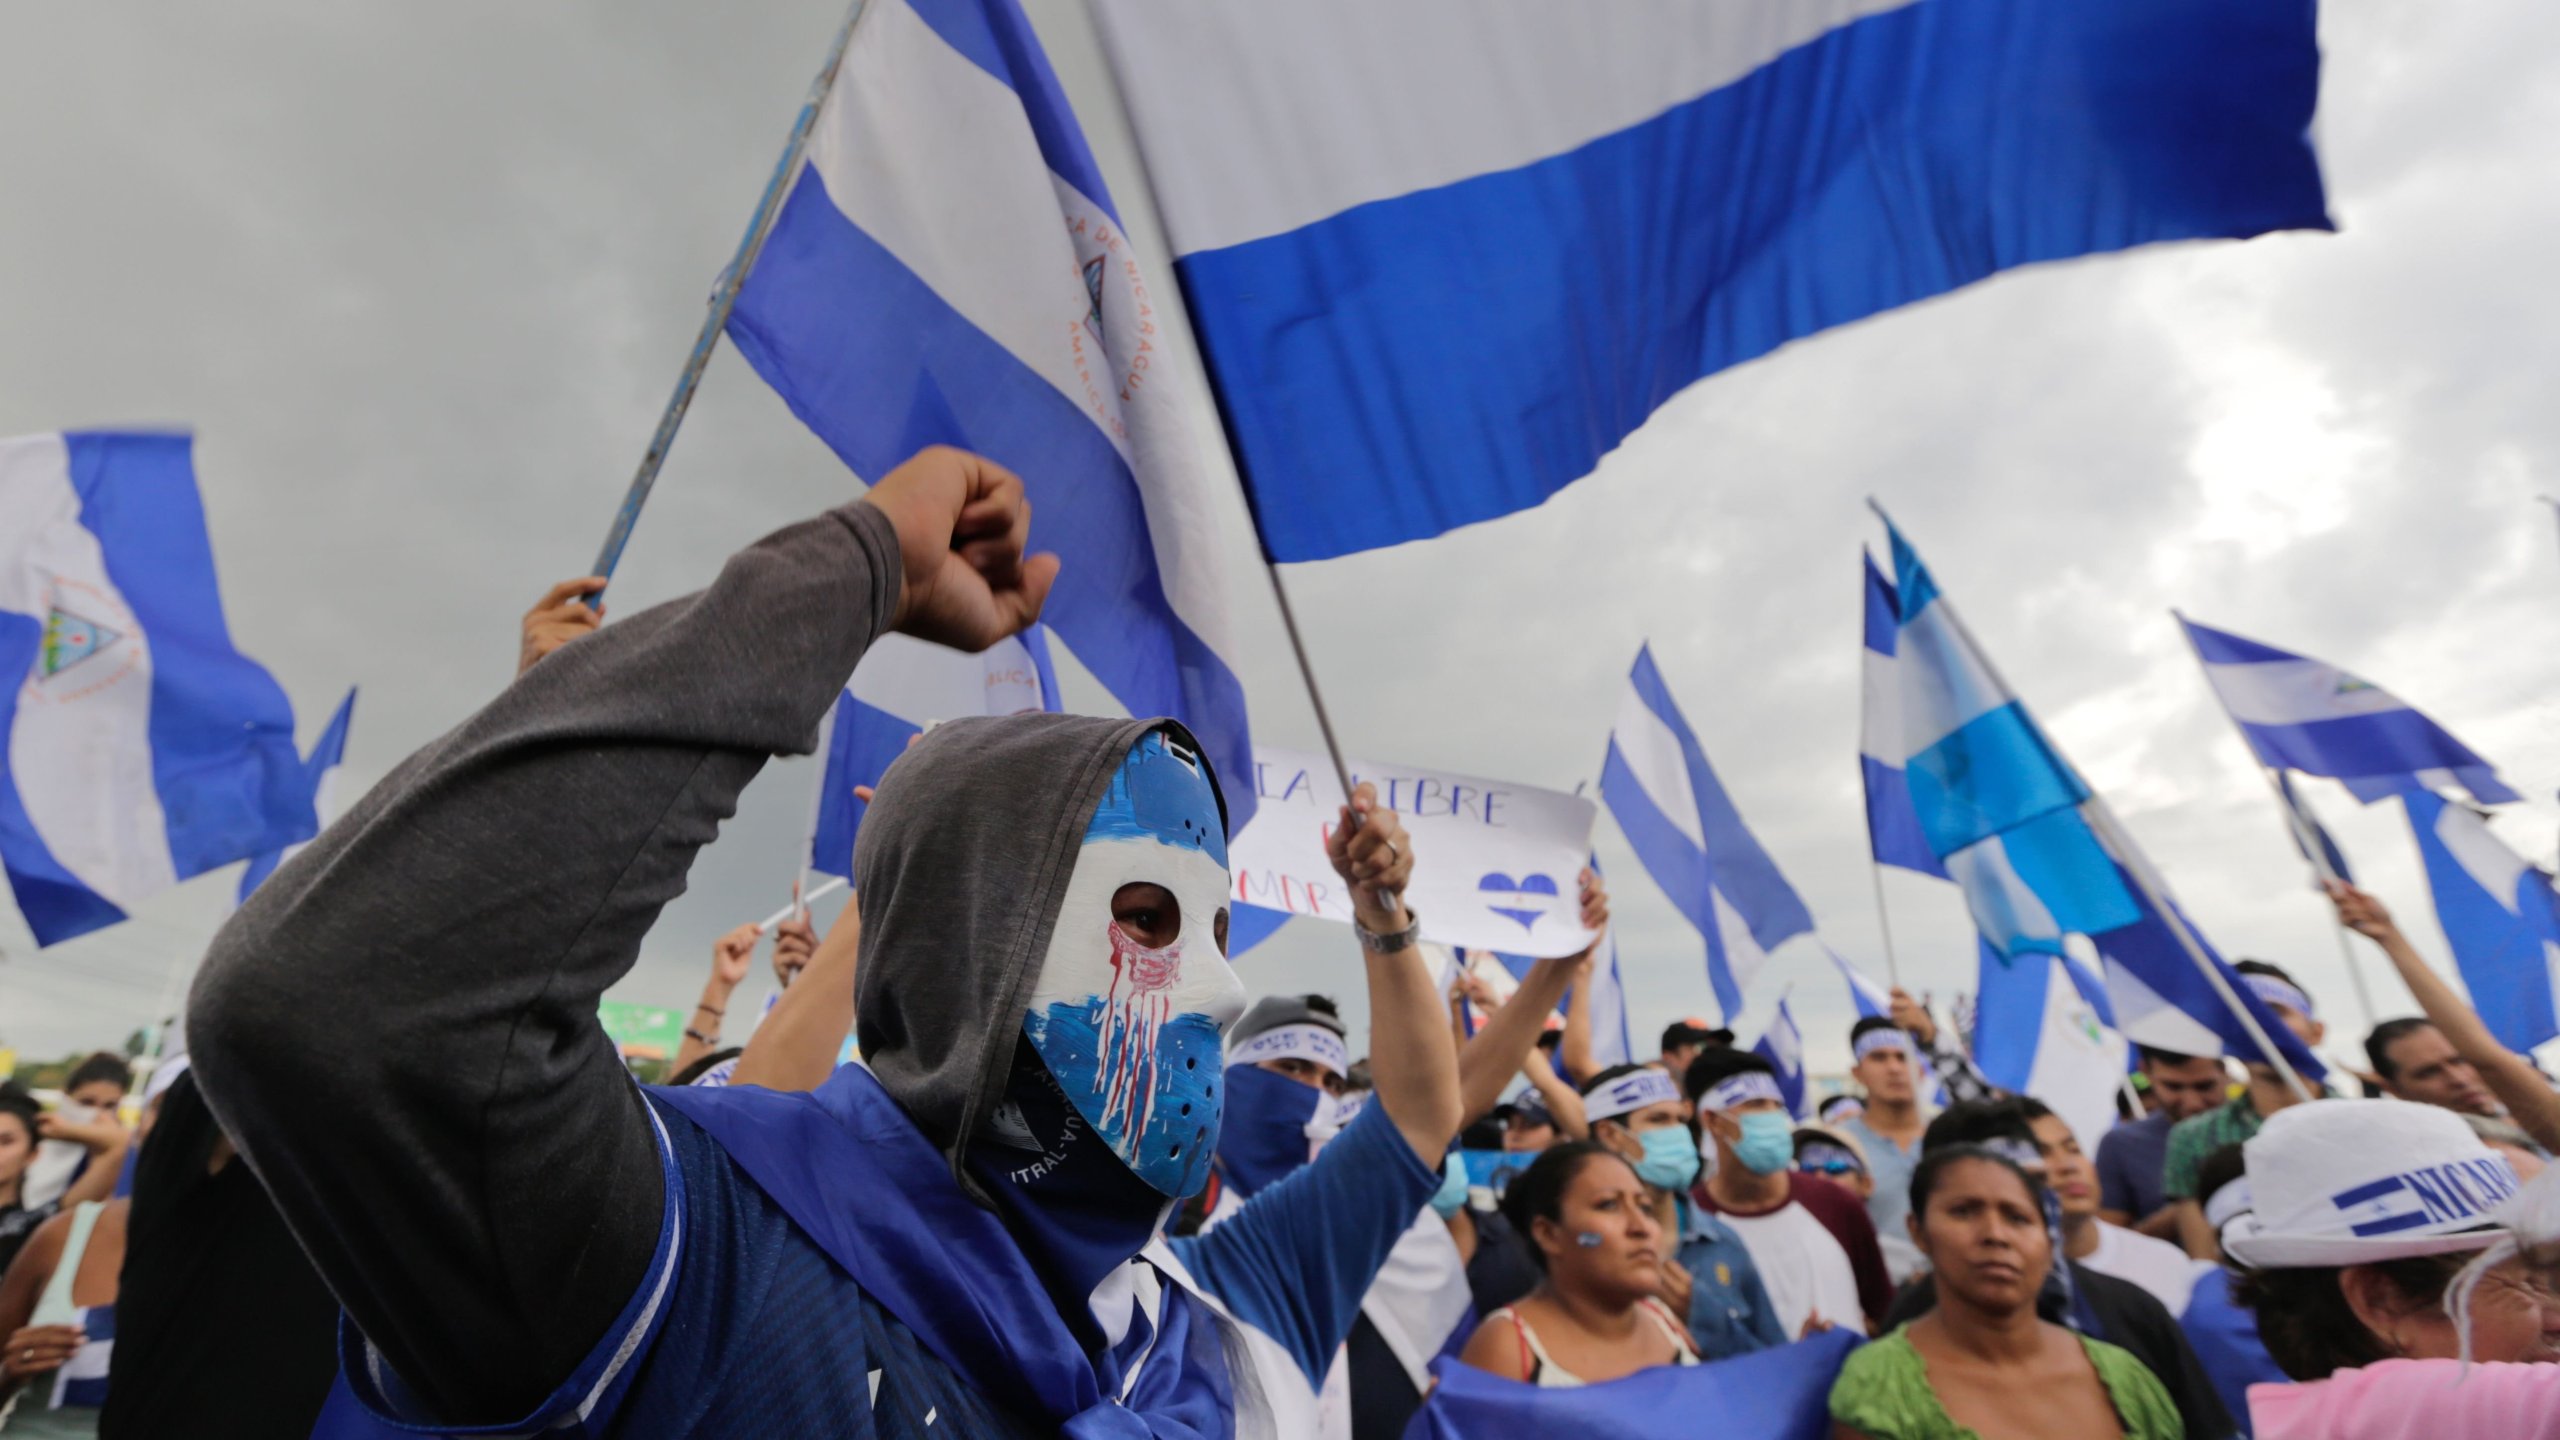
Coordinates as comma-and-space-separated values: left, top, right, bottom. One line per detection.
1356, 908, 1422, 955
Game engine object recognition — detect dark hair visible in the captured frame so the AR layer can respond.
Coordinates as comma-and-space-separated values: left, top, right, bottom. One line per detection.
2364, 1017, 2434, 1082
63, 1052, 132, 1096
1580, 1061, 1656, 1098
1302, 994, 1341, 1020
1848, 1015, 1907, 1051
667, 1046, 744, 1088
1681, 1046, 1774, 1103
1496, 1140, 1632, 1270
2135, 1044, 2206, 1069
1920, 1095, 2047, 1154
2195, 1141, 2248, 1213
2232, 1252, 2471, 1381
2233, 958, 2303, 989
0, 1082, 38, 1147
1907, 1142, 2044, 1220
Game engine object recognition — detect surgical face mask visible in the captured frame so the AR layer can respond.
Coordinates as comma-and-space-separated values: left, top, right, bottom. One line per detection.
1021, 733, 1247, 1197
1429, 1152, 1471, 1218
1634, 1124, 1702, 1192
1734, 1111, 1795, 1176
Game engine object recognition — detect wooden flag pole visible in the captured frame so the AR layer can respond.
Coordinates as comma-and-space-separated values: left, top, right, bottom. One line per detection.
585, 0, 870, 600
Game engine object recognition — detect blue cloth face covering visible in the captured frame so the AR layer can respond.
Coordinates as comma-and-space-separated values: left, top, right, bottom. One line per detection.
1733, 1112, 1796, 1176
1020, 734, 1247, 1197
1634, 1124, 1703, 1192
1215, 1063, 1331, 1197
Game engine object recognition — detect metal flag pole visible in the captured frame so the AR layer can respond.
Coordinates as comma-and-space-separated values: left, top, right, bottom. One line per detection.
2170, 610, 2380, 1030
584, 0, 870, 599
1866, 500, 2312, 1101
1869, 860, 1904, 988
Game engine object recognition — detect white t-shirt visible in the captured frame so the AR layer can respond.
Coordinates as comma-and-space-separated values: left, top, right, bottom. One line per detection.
2081, 1220, 2196, 1315
1716, 1202, 1864, 1340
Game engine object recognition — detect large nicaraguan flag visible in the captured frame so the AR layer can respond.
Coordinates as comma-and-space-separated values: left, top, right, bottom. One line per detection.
1862, 551, 1947, 878
727, 0, 1255, 827
238, 687, 357, 904
1087, 0, 2330, 563
0, 432, 313, 945
2179, 616, 2519, 808
1409, 1328, 1859, 1440
807, 627, 1059, 880
1602, 645, 1817, 1022
2399, 787, 2560, 1055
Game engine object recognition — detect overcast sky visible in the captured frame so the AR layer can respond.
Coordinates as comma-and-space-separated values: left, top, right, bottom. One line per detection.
6, 3, 2559, 1082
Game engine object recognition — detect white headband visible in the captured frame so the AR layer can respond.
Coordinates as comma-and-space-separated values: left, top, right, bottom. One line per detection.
1853, 1028, 1914, 1063
2242, 974, 2313, 1020
1229, 1023, 1348, 1079
2204, 1177, 2255, 1235
1586, 1067, 1684, 1122
1698, 1071, 1786, 1115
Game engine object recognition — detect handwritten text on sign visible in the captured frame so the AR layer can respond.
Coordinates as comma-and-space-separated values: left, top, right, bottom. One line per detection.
1228, 745, 1599, 958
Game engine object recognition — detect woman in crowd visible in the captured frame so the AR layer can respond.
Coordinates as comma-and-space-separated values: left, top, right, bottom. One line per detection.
1458, 1140, 1701, 1385
2228, 1100, 2560, 1439
0, 1086, 122, 1280
1830, 1144, 2182, 1440
0, 1073, 159, 1432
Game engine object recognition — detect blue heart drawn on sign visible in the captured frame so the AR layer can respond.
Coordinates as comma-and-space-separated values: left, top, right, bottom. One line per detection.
1478, 872, 1560, 933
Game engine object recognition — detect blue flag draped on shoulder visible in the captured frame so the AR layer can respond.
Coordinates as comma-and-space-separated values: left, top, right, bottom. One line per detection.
1409, 1329, 1859, 1440
1861, 551, 1946, 878
1088, 0, 2329, 562
2179, 616, 2519, 808
239, 688, 357, 903
1602, 645, 1816, 1022
808, 627, 1060, 879
728, 0, 1254, 829
0, 432, 313, 945
2399, 787, 2560, 1055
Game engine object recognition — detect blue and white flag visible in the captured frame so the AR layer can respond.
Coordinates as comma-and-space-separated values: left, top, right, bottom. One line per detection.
1970, 935, 2126, 1149
238, 688, 356, 903
0, 432, 312, 945
2399, 787, 2560, 1055
1602, 645, 1816, 1021
1408, 1329, 1859, 1440
1829, 946, 1892, 1022
1088, 1, 2328, 563
2277, 767, 2354, 881
2087, 860, 2327, 1081
808, 627, 1060, 879
1751, 997, 1808, 1119
728, 0, 1255, 828
1882, 520, 2140, 955
1861, 552, 1946, 878
2181, 616, 2520, 808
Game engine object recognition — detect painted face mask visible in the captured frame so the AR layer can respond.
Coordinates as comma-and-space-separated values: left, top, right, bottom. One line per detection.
1021, 732, 1246, 1197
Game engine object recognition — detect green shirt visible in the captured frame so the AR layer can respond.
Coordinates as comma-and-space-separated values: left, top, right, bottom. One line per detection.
1828, 1326, 2182, 1440
2161, 1095, 2267, 1202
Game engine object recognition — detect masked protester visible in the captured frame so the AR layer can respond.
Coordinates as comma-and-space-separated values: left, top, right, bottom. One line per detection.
187, 449, 1462, 1438
1207, 994, 1354, 1213
1685, 1049, 1890, 1338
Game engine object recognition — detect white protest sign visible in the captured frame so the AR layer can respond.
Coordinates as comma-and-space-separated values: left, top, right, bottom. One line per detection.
1229, 746, 1599, 958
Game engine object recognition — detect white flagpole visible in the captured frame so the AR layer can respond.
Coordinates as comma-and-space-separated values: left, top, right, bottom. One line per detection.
756, 876, 848, 933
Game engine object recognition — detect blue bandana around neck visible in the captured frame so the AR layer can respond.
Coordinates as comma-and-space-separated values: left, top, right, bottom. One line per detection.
652, 1067, 1234, 1438
1213, 1062, 1328, 1198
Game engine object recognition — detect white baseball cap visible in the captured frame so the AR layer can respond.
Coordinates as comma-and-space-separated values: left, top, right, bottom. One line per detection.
2225, 1100, 2523, 1269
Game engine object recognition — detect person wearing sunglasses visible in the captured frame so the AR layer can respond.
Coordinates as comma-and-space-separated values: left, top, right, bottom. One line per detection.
1796, 1125, 1873, 1201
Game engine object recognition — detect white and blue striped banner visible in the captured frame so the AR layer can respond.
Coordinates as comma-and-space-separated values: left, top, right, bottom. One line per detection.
2182, 616, 2519, 808
1602, 645, 1816, 1022
1861, 551, 1946, 879
238, 687, 356, 904
728, 0, 1253, 829
2399, 787, 2560, 1056
1091, 0, 2329, 563
0, 432, 313, 945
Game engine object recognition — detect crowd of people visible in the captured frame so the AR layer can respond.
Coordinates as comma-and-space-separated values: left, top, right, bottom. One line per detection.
1, 446, 2559, 1438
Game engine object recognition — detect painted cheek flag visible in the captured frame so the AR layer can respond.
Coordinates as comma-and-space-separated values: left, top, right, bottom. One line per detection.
1087, 1, 2328, 564
0, 432, 313, 945
2399, 787, 2560, 1055
1751, 997, 1808, 1119
1408, 1328, 1860, 1440
1884, 520, 2140, 955
808, 627, 1060, 879
1969, 935, 2126, 1149
237, 688, 357, 903
726, 0, 1254, 830
2179, 616, 2520, 808
1602, 644, 1817, 1023
1862, 551, 1946, 878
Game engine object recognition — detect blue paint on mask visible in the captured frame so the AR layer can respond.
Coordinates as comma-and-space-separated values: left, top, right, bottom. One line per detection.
1027, 1001, 1224, 1197
1082, 731, 1227, 866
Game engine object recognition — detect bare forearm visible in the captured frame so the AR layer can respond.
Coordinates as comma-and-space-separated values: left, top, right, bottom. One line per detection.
2373, 926, 2560, 1152
669, 977, 737, 1078
1560, 966, 1598, 1082
1364, 930, 1463, 1167
1456, 957, 1573, 1127
734, 922, 860, 1093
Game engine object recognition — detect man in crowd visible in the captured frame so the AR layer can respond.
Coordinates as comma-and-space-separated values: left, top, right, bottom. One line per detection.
190, 448, 1463, 1437
2176, 1142, 2284, 1437
2365, 1016, 2506, 1120
2025, 1102, 2195, 1315
2096, 1046, 2231, 1242
2160, 959, 2325, 1258
1498, 1095, 1558, 1154
1658, 1019, 1727, 1085
1833, 1016, 1931, 1283
1685, 1048, 1890, 1338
